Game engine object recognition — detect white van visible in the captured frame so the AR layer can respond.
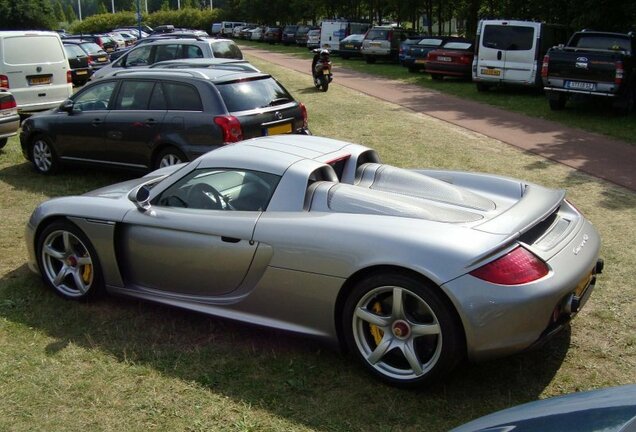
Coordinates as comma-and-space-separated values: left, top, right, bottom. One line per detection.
220, 22, 246, 37
472, 20, 568, 91
320, 20, 370, 52
0, 31, 72, 112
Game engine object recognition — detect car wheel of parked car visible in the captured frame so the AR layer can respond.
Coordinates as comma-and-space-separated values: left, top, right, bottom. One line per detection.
408, 67, 418, 73
37, 220, 104, 301
155, 147, 187, 169
0, 138, 7, 149
431, 74, 443, 81
343, 272, 463, 388
365, 56, 376, 64
341, 54, 350, 60
30, 135, 59, 174
613, 85, 634, 115
476, 83, 490, 92
549, 93, 567, 111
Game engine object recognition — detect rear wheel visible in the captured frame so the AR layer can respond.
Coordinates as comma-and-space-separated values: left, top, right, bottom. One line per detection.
37, 220, 104, 301
431, 74, 443, 81
365, 56, 376, 64
0, 138, 7, 149
476, 83, 490, 92
155, 147, 187, 170
408, 66, 417, 73
30, 135, 59, 174
548, 93, 567, 111
343, 273, 463, 388
319, 75, 329, 92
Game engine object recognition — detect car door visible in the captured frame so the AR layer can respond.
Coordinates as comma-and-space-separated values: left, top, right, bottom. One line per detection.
102, 79, 167, 168
500, 24, 537, 84
51, 80, 117, 161
119, 167, 276, 297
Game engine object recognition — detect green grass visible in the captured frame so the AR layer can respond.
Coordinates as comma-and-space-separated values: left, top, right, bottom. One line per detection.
238, 40, 636, 145
0, 58, 635, 431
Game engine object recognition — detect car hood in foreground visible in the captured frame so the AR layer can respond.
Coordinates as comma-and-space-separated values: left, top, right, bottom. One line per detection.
450, 385, 636, 432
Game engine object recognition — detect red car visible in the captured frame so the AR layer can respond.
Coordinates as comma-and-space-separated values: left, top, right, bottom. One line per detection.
425, 40, 474, 80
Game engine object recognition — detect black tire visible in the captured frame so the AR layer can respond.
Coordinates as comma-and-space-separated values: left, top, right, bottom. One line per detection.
341, 54, 350, 60
30, 135, 59, 174
408, 66, 418, 73
431, 74, 443, 81
319, 75, 329, 92
476, 83, 490, 92
342, 272, 463, 388
365, 56, 376, 64
36, 220, 104, 301
0, 138, 7, 149
613, 85, 634, 115
548, 93, 567, 111
154, 147, 187, 170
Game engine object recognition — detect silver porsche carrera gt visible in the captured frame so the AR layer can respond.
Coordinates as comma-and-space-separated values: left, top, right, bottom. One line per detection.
25, 135, 603, 387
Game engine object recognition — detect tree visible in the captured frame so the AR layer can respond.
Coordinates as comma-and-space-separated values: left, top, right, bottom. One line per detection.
0, 0, 56, 29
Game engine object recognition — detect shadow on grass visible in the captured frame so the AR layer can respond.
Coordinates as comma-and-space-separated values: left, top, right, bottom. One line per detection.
1, 264, 571, 431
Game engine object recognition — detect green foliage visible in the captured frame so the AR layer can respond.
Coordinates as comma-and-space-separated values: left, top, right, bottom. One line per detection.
0, 0, 56, 30
70, 11, 138, 33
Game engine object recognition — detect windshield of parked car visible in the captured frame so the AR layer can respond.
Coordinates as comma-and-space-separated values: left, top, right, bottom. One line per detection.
342, 34, 365, 42
366, 29, 390, 40
80, 42, 106, 55
210, 41, 243, 59
483, 25, 534, 50
216, 77, 293, 112
572, 34, 631, 52
64, 44, 85, 58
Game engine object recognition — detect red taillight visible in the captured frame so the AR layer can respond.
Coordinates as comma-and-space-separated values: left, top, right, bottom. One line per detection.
616, 61, 624, 85
96, 37, 104, 48
300, 102, 308, 129
541, 54, 550, 78
0, 97, 16, 110
67, 70, 72, 84
0, 74, 9, 89
214, 115, 243, 143
388, 30, 393, 42
470, 247, 549, 285
459, 55, 471, 65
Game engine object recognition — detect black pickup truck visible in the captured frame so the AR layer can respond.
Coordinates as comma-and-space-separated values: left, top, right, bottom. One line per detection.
542, 31, 635, 113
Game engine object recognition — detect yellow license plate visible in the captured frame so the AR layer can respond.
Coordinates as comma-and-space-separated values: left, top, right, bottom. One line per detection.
106, 48, 114, 52
344, 44, 353, 48
76, 70, 88, 75
575, 270, 594, 297
267, 123, 292, 135
29, 76, 51, 85
370, 42, 381, 46
481, 68, 501, 76
415, 59, 426, 64
98, 57, 107, 62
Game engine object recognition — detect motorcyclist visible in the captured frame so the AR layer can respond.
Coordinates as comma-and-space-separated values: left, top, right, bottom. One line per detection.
312, 49, 330, 78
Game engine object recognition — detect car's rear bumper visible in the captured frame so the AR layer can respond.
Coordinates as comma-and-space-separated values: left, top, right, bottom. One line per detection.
426, 63, 471, 77
0, 112, 20, 139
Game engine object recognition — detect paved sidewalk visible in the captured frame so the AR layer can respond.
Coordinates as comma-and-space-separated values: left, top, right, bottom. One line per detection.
242, 46, 636, 191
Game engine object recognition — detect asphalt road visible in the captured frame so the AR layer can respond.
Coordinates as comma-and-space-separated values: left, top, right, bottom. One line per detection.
242, 46, 636, 191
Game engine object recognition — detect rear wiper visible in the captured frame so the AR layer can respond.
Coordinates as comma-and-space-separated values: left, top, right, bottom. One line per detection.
264, 97, 291, 107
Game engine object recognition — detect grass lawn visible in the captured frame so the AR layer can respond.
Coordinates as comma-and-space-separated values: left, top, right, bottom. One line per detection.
0, 57, 634, 431
237, 40, 636, 145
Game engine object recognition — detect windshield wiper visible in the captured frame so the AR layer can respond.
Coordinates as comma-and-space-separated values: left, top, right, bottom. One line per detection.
264, 97, 291, 107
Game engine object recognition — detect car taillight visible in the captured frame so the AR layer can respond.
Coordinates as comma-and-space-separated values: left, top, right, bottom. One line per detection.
0, 74, 9, 89
300, 102, 308, 129
388, 30, 393, 41
67, 70, 72, 84
459, 55, 471, 65
0, 97, 16, 110
96, 37, 104, 48
470, 246, 549, 285
541, 54, 550, 78
616, 61, 624, 85
214, 115, 243, 143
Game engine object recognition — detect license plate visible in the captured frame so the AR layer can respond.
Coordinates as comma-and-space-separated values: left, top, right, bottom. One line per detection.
481, 68, 501, 76
98, 57, 107, 62
266, 123, 292, 136
415, 59, 426, 64
370, 42, 381, 47
566, 81, 596, 91
575, 270, 594, 297
344, 44, 353, 48
106, 48, 114, 52
76, 70, 88, 75
322, 69, 329, 75
28, 76, 52, 85
437, 56, 452, 62
323, 44, 331, 48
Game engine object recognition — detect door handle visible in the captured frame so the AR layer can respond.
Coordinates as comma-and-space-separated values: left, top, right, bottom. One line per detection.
91, 119, 103, 126
145, 119, 157, 126
497, 50, 502, 61
221, 236, 241, 243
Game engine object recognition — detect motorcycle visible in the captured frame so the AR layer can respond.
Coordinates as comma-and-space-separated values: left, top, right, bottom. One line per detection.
311, 49, 333, 92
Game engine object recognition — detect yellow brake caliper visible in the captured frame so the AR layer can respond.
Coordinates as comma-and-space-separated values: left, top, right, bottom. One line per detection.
81, 256, 92, 284
369, 302, 384, 345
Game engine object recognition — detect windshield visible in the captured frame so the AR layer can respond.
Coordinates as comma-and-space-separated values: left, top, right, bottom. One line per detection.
366, 29, 389, 40
216, 77, 293, 112
64, 44, 85, 57
80, 42, 105, 55
573, 34, 631, 52
3, 35, 65, 64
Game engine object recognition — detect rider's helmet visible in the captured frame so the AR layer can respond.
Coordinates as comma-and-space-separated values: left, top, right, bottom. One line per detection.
319, 49, 329, 59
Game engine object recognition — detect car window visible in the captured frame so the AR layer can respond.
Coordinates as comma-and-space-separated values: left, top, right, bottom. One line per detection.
442, 42, 473, 50
184, 44, 204, 58
149, 84, 167, 110
154, 44, 181, 62
126, 45, 152, 66
155, 168, 280, 211
573, 35, 631, 52
114, 80, 154, 110
3, 35, 65, 64
211, 41, 243, 59
64, 44, 85, 57
79, 42, 106, 55
72, 81, 117, 112
216, 77, 291, 113
163, 82, 202, 111
418, 38, 444, 46
483, 25, 535, 51
366, 29, 389, 40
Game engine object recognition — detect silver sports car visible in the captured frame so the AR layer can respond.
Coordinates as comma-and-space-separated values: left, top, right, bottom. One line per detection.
25, 135, 603, 387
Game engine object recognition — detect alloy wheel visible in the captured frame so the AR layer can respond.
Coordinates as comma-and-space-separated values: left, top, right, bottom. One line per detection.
40, 229, 94, 298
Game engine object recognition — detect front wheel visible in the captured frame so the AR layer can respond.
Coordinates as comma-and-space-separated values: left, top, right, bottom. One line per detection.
319, 75, 329, 92
343, 273, 463, 388
476, 82, 490, 92
30, 135, 59, 174
155, 147, 187, 170
365, 56, 376, 64
37, 220, 104, 300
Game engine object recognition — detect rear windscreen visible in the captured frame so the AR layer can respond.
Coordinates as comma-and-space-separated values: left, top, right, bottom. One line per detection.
3, 35, 65, 64
216, 77, 292, 112
79, 42, 104, 55
366, 29, 389, 40
64, 44, 85, 57
483, 25, 534, 50
573, 35, 631, 52
211, 41, 243, 59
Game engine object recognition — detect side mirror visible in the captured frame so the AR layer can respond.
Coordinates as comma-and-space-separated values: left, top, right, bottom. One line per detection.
59, 99, 74, 113
133, 185, 151, 211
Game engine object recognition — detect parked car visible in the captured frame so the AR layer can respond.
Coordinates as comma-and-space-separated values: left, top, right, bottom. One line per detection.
109, 31, 213, 61
91, 38, 243, 80
63, 43, 92, 86
264, 27, 282, 44
63, 34, 118, 53
337, 34, 365, 59
402, 36, 458, 72
360, 26, 409, 63
320, 20, 371, 52
425, 40, 475, 80
116, 31, 138, 47
24, 134, 602, 388
295, 25, 319, 46
63, 40, 111, 72
306, 29, 321, 50
450, 385, 636, 432
239, 26, 257, 39
149, 58, 260, 72
210, 22, 222, 36
398, 34, 428, 64
20, 68, 309, 174
472, 20, 569, 91
542, 31, 636, 113
0, 31, 73, 113
0, 89, 20, 149
220, 21, 246, 37
108, 32, 127, 49
281, 25, 299, 45
250, 26, 265, 41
